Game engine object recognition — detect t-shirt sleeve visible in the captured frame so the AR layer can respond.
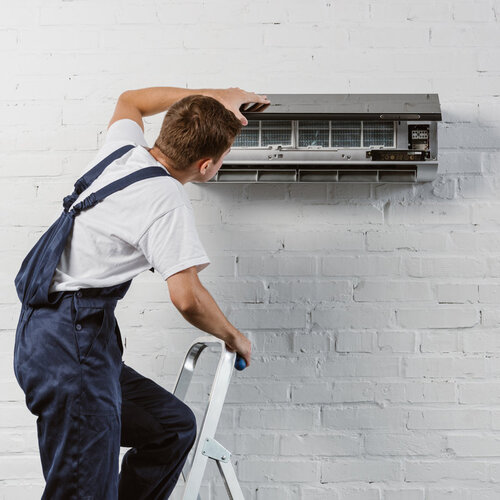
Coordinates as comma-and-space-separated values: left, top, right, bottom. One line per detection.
105, 118, 148, 148
136, 204, 210, 280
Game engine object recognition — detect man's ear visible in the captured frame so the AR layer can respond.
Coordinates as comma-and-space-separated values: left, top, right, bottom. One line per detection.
198, 158, 211, 175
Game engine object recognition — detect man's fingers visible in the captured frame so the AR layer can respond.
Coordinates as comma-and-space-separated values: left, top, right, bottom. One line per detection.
236, 112, 248, 126
244, 102, 266, 111
242, 91, 270, 104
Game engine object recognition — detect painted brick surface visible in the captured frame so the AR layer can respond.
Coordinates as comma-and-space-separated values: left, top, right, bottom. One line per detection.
2, 0, 500, 498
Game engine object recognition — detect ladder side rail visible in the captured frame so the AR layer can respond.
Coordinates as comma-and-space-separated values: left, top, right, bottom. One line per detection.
216, 460, 245, 500
173, 337, 222, 483
182, 347, 236, 499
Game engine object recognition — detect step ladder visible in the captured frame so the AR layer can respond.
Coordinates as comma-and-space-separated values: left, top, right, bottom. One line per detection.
173, 336, 246, 500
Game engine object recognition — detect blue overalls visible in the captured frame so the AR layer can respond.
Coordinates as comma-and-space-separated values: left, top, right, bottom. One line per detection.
13, 145, 197, 499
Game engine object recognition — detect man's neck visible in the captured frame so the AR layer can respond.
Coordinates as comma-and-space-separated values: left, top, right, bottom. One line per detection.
146, 146, 190, 185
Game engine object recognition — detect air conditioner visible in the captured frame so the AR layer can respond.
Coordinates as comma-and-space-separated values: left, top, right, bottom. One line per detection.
203, 93, 441, 184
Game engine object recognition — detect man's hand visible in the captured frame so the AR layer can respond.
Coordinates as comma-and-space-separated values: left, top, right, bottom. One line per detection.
224, 330, 252, 368
204, 87, 270, 126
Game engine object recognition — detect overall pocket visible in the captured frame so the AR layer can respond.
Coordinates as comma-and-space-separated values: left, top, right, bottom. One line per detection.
73, 306, 107, 364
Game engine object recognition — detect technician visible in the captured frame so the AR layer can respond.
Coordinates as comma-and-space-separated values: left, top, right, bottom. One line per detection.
13, 86, 269, 499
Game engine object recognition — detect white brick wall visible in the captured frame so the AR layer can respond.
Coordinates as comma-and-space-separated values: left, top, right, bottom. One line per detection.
1, 0, 500, 498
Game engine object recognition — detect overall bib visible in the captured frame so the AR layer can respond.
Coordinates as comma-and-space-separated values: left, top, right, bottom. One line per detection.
13, 145, 197, 499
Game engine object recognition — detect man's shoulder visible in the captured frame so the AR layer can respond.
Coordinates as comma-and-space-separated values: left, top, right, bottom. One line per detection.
105, 119, 148, 148
89, 119, 149, 164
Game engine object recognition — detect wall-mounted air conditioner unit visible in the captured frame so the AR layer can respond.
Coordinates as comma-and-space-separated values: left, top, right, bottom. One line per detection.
203, 94, 441, 184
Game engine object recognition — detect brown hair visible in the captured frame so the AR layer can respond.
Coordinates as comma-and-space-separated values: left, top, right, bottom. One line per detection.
153, 94, 242, 171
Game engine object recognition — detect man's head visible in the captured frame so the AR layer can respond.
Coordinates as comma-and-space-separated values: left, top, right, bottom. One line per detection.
152, 94, 242, 183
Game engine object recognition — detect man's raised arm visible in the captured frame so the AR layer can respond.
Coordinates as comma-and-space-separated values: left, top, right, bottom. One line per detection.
108, 86, 270, 131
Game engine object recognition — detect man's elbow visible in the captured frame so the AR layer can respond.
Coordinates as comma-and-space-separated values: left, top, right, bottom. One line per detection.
118, 90, 142, 112
167, 266, 204, 314
170, 289, 200, 315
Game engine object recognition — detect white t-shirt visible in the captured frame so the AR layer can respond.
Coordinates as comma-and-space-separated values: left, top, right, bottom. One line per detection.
49, 119, 210, 293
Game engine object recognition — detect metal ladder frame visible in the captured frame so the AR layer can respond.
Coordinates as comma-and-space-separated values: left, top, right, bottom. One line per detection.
173, 336, 245, 500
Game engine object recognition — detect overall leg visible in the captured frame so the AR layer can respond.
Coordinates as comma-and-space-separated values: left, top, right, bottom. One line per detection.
13, 296, 123, 500
119, 363, 197, 500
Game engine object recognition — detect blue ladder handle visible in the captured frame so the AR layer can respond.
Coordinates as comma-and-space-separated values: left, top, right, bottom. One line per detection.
234, 354, 247, 371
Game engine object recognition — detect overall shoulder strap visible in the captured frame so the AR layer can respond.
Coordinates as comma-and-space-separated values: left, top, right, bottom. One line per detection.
63, 144, 135, 212
70, 166, 172, 215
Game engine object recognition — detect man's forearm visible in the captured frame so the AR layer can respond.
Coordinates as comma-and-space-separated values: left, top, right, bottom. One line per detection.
121, 86, 210, 117
178, 285, 240, 345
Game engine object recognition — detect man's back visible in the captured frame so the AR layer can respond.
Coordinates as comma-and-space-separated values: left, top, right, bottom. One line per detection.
50, 118, 210, 293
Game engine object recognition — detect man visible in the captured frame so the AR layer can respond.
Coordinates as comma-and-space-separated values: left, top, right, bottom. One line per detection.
13, 86, 270, 499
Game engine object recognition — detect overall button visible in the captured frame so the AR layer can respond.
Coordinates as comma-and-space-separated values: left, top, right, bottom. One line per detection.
76, 291, 82, 298
75, 324, 82, 331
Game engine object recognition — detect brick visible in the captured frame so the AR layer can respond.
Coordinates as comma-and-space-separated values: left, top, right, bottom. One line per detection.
321, 355, 400, 378
280, 433, 360, 457
403, 357, 486, 378
365, 433, 442, 456
336, 331, 375, 353
295, 486, 340, 500
405, 460, 486, 481
228, 307, 307, 329
0, 455, 43, 479
463, 332, 500, 353
378, 331, 416, 353
354, 280, 433, 302
426, 490, 470, 500
324, 408, 406, 431
453, 1, 495, 22
203, 279, 267, 304
479, 306, 500, 326
39, 5, 116, 25
239, 408, 319, 430
479, 284, 500, 303
255, 331, 294, 354
19, 29, 99, 51
447, 435, 500, 457
397, 307, 478, 328
407, 410, 489, 430
239, 459, 318, 482
404, 257, 485, 278
256, 485, 301, 500
313, 306, 392, 329
374, 383, 406, 403
387, 202, 469, 225
284, 230, 364, 251
406, 382, 456, 403
238, 255, 316, 276
270, 280, 352, 303
332, 382, 374, 403
226, 382, 290, 404
198, 229, 284, 251
383, 490, 424, 500
459, 383, 500, 404
420, 332, 460, 353
294, 332, 331, 353
234, 432, 278, 455
366, 230, 447, 252
222, 202, 302, 226
321, 459, 401, 482
291, 383, 333, 404
436, 283, 478, 304
322, 256, 400, 277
